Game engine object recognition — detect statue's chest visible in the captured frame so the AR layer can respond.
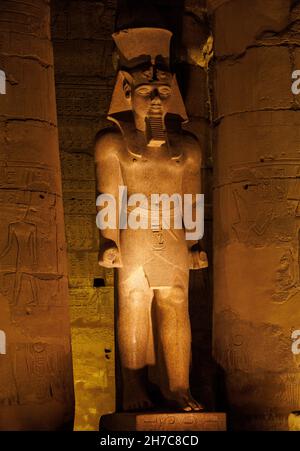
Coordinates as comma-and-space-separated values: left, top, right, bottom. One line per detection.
119, 146, 185, 193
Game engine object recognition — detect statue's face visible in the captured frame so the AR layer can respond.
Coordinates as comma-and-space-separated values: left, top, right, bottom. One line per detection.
131, 82, 172, 119
124, 67, 173, 123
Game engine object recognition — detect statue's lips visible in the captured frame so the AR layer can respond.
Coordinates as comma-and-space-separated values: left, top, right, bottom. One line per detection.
148, 105, 162, 113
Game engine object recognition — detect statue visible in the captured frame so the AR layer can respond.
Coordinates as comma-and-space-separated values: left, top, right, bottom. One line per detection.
95, 28, 208, 412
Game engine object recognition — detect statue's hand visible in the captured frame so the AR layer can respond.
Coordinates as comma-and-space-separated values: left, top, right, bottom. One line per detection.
189, 244, 208, 270
99, 240, 122, 268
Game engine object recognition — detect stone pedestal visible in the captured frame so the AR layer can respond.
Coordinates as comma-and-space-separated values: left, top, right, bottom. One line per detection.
100, 412, 226, 431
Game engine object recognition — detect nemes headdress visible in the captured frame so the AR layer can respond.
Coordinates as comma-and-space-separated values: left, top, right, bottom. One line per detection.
108, 27, 188, 123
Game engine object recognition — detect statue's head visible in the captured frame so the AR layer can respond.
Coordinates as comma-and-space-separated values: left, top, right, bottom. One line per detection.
108, 28, 188, 138
122, 64, 173, 127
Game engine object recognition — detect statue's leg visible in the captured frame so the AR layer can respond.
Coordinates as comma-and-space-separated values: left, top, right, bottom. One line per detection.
154, 282, 205, 411
118, 266, 154, 411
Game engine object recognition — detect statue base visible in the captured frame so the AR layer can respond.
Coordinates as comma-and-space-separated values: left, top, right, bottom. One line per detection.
100, 412, 227, 431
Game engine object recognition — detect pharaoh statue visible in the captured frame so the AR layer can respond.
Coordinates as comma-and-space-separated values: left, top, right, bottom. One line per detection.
95, 28, 208, 412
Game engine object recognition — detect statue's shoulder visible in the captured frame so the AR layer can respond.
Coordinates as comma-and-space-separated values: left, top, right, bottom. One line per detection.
174, 130, 202, 164
94, 126, 124, 161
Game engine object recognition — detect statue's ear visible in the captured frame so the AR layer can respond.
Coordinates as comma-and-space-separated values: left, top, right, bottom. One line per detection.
108, 71, 134, 118
121, 71, 132, 100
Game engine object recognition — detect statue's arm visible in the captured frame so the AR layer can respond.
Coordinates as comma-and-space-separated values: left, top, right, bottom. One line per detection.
95, 129, 123, 268
182, 133, 208, 270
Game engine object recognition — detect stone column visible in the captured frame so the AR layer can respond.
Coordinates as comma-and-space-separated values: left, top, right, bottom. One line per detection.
209, 0, 300, 430
0, 0, 74, 430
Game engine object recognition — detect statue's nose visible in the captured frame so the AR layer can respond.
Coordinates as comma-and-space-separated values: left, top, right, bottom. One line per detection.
150, 89, 161, 102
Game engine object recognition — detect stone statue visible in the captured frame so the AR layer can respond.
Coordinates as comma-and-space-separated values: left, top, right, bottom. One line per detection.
95, 28, 208, 412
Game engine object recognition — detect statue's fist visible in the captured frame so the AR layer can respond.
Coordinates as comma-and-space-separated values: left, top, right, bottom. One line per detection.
189, 244, 208, 270
99, 240, 122, 268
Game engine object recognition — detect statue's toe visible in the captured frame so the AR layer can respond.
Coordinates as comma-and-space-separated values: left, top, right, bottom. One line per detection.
163, 390, 205, 412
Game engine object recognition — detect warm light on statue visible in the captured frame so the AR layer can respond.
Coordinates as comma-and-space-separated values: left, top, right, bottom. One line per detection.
95, 27, 208, 413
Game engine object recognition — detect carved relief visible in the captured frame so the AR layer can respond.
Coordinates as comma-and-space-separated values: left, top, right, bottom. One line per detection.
13, 343, 71, 405
272, 249, 300, 303
65, 216, 96, 251
274, 372, 300, 407
151, 229, 166, 250
68, 251, 103, 287
0, 162, 55, 193
0, 185, 66, 318
230, 163, 298, 247
0, 273, 65, 317
69, 288, 100, 322
214, 310, 293, 374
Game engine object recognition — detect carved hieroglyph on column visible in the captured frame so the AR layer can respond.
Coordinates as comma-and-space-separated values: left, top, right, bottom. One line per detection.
209, 0, 300, 430
0, 0, 74, 430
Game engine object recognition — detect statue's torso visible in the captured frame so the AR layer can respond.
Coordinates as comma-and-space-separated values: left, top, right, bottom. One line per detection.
117, 129, 187, 199
112, 127, 196, 288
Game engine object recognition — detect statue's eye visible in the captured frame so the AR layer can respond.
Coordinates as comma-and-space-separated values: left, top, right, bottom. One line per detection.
158, 86, 171, 97
136, 86, 152, 96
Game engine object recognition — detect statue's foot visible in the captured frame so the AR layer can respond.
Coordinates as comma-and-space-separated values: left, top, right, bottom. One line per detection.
163, 389, 205, 412
123, 387, 154, 412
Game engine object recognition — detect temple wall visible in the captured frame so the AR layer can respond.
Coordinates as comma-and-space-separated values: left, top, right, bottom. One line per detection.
2, 0, 299, 432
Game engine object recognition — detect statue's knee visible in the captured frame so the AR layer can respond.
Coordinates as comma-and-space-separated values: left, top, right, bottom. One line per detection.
171, 286, 186, 304
157, 285, 186, 306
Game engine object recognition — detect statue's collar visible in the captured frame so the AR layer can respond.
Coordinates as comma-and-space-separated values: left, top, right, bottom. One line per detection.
111, 119, 183, 160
